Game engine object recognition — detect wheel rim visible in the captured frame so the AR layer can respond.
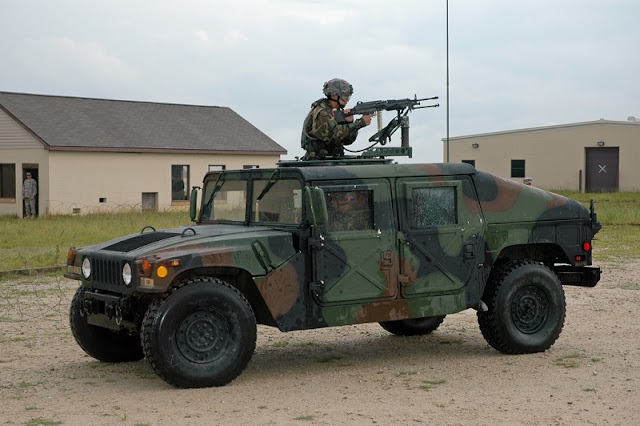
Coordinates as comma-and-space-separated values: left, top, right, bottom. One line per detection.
511, 285, 548, 334
176, 310, 230, 363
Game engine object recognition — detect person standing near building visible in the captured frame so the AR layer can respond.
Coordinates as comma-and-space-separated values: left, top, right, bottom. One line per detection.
301, 78, 373, 160
22, 172, 37, 218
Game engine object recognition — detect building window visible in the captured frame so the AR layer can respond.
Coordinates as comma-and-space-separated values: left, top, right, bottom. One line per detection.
461, 160, 475, 167
171, 165, 189, 202
243, 165, 259, 169
0, 164, 16, 199
209, 165, 226, 172
511, 159, 525, 178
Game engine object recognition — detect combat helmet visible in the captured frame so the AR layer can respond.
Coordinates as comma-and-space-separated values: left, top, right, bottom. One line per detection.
323, 78, 353, 100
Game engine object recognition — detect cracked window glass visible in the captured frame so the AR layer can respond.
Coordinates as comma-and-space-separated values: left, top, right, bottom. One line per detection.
412, 187, 457, 227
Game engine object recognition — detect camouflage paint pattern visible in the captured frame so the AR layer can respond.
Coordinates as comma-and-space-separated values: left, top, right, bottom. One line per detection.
65, 161, 600, 334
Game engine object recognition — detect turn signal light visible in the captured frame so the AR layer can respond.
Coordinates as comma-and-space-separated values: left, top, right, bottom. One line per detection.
157, 265, 168, 278
143, 258, 151, 272
67, 248, 75, 261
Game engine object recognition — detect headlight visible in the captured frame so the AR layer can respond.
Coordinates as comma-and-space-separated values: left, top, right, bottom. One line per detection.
122, 263, 132, 286
81, 258, 91, 279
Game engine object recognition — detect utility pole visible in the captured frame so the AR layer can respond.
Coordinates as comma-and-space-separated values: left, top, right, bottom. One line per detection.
446, 0, 450, 163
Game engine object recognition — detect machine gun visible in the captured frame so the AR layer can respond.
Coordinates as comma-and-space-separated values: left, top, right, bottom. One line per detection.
334, 95, 439, 158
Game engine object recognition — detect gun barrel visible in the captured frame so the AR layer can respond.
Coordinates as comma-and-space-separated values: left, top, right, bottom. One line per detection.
340, 96, 439, 120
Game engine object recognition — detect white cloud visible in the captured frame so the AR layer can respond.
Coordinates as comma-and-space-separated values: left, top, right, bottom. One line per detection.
194, 30, 209, 43
223, 30, 249, 45
13, 36, 136, 95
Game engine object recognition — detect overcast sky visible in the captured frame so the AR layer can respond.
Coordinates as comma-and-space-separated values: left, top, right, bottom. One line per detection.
1, 0, 638, 162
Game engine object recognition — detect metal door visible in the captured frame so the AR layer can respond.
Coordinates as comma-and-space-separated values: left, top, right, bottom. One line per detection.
310, 179, 397, 306
397, 177, 485, 298
585, 147, 619, 192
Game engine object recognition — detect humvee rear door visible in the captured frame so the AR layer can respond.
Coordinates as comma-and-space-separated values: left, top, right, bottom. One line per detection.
397, 177, 485, 298
310, 179, 397, 305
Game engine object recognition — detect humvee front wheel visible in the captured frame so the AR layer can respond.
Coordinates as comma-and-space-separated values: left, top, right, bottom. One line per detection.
69, 287, 144, 362
478, 260, 565, 354
141, 277, 257, 388
379, 315, 446, 336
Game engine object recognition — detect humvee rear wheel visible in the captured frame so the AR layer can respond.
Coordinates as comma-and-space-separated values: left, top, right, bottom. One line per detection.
478, 260, 565, 354
69, 287, 144, 362
379, 315, 446, 336
141, 277, 257, 388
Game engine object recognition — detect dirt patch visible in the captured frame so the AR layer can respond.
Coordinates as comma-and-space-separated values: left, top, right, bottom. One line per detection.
1, 261, 639, 425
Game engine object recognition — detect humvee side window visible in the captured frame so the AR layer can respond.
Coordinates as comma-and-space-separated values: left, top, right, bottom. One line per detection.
325, 190, 373, 232
203, 180, 247, 222
252, 179, 302, 224
412, 186, 458, 227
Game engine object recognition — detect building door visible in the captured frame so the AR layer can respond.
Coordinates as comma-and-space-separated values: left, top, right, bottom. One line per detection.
22, 164, 39, 217
585, 147, 619, 192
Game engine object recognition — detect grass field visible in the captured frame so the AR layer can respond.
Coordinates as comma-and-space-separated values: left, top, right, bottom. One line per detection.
0, 191, 638, 271
0, 211, 187, 271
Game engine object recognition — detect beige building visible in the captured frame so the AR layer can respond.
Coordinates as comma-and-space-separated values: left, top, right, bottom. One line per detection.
0, 92, 286, 217
443, 119, 640, 192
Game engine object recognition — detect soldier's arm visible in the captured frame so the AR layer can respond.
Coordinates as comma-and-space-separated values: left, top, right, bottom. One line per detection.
311, 108, 366, 143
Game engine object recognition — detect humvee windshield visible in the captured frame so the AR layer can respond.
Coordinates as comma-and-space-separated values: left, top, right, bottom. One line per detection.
201, 175, 303, 225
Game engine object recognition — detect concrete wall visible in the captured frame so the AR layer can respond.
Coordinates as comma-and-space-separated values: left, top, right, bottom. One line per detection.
444, 121, 640, 191
0, 148, 49, 217
0, 109, 49, 216
47, 151, 280, 215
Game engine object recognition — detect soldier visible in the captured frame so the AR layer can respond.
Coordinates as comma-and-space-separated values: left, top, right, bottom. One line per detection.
22, 171, 38, 218
301, 78, 373, 160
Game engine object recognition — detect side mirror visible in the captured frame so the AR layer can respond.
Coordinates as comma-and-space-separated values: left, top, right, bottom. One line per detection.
189, 186, 201, 222
304, 186, 327, 226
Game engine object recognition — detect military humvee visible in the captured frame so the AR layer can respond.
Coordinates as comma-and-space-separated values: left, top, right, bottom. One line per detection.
65, 157, 601, 388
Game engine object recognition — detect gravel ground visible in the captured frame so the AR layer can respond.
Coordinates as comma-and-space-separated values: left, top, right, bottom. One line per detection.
1, 260, 638, 425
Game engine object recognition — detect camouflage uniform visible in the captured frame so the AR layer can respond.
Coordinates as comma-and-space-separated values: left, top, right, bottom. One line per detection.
22, 175, 38, 217
301, 98, 367, 160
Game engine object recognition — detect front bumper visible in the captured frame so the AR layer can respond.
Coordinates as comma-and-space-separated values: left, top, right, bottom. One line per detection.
77, 289, 141, 331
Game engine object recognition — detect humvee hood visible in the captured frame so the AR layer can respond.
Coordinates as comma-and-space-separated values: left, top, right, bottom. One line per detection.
473, 172, 589, 223
84, 224, 296, 260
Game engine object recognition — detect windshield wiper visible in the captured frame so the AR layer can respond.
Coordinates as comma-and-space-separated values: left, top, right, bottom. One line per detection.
256, 169, 280, 201
205, 172, 226, 208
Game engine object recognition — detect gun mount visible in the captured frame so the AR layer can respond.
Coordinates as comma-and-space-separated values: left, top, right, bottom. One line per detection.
335, 95, 439, 159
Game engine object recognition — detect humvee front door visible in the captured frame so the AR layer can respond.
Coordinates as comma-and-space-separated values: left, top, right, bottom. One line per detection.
310, 179, 397, 306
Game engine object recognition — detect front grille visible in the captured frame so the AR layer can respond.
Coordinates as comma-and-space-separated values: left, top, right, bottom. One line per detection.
93, 258, 122, 286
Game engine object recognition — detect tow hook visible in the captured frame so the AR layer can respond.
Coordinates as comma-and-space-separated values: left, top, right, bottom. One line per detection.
115, 305, 123, 326
81, 299, 93, 317
105, 302, 116, 320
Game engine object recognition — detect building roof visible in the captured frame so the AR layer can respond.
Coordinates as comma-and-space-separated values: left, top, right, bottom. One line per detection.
0, 91, 286, 155
443, 118, 640, 141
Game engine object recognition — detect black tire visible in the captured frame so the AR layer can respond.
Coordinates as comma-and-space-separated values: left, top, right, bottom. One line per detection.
141, 277, 257, 388
69, 287, 144, 362
478, 260, 566, 354
379, 315, 446, 336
